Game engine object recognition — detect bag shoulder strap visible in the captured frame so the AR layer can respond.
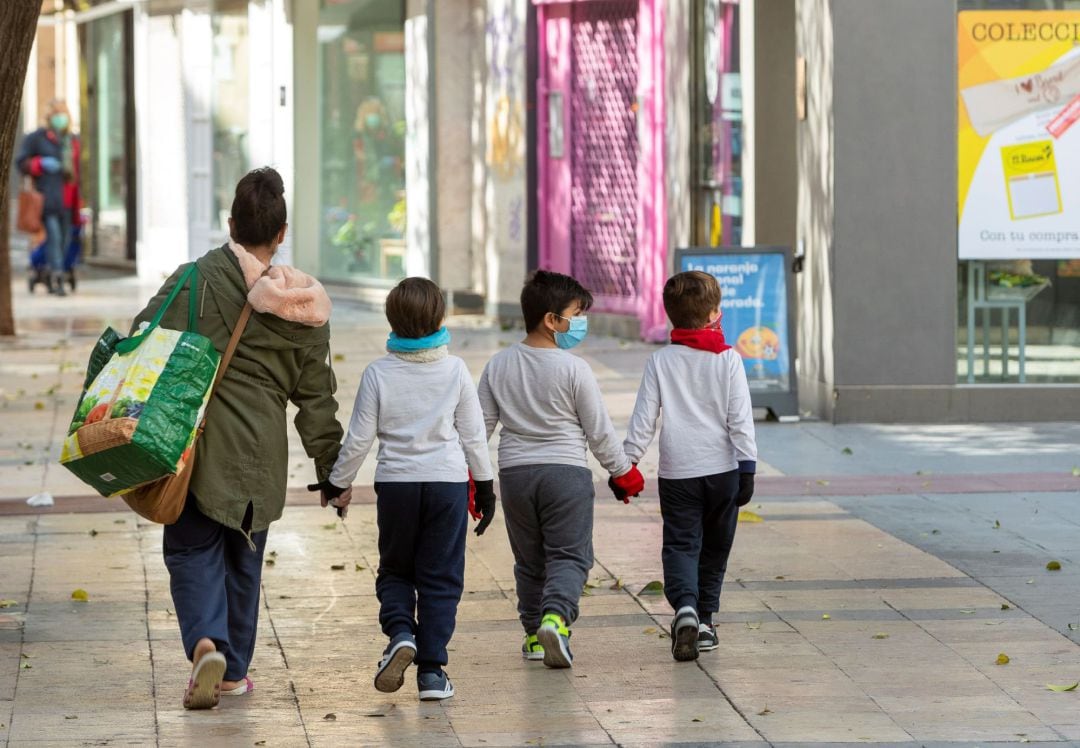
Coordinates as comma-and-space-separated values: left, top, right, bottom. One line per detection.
211, 303, 253, 395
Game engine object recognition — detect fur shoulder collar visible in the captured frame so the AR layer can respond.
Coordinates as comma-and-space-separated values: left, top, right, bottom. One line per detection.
228, 240, 332, 327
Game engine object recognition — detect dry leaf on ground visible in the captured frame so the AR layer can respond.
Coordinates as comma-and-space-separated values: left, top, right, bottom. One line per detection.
737, 510, 763, 523
638, 580, 664, 595
996, 653, 1010, 665
1047, 682, 1078, 692
70, 589, 89, 602
1047, 560, 1062, 571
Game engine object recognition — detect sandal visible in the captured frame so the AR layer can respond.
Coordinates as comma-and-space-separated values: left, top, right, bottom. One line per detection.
183, 651, 227, 710
220, 676, 254, 696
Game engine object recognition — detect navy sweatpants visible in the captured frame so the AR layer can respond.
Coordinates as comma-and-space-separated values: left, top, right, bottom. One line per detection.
657, 469, 740, 619
375, 481, 468, 672
163, 497, 267, 681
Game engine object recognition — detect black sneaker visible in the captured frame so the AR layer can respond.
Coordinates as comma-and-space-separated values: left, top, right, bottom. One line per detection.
698, 622, 719, 652
417, 669, 455, 701
374, 632, 416, 693
670, 606, 700, 662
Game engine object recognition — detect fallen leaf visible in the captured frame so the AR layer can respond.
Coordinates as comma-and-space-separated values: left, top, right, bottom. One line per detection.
322, 523, 337, 530
1027, 579, 1035, 584
264, 559, 275, 567
113, 519, 125, 524
89, 529, 98, 537
0, 600, 17, 609
994, 520, 1001, 529
1068, 623, 1078, 631
841, 447, 853, 455
757, 706, 772, 716
269, 550, 278, 557
822, 614, 831, 620
774, 575, 785, 580
20, 662, 31, 669
584, 580, 599, 589
931, 529, 941, 535
333, 354, 345, 362
638, 580, 664, 595
255, 742, 266, 746
996, 653, 1010, 665
71, 589, 89, 602
1001, 603, 1011, 610
609, 578, 624, 591
64, 715, 77, 720
691, 717, 703, 722
816, 480, 830, 486
745, 621, 762, 630
323, 712, 337, 721
1047, 682, 1079, 692
643, 627, 658, 635
1072, 467, 1080, 477
872, 633, 889, 640
33, 402, 44, 411
20, 653, 30, 659
960, 609, 976, 615
355, 564, 365, 572
363, 703, 396, 718
330, 564, 345, 571
737, 510, 763, 523
1047, 560, 1062, 571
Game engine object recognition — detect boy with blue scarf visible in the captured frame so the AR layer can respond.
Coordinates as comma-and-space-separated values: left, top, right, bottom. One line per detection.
477, 270, 644, 668
321, 277, 495, 701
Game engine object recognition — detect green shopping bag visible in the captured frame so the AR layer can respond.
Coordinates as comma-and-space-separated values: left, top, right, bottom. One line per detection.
60, 264, 221, 497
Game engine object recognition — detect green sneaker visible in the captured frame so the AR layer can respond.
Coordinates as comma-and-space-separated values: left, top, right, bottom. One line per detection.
521, 633, 544, 661
536, 612, 573, 668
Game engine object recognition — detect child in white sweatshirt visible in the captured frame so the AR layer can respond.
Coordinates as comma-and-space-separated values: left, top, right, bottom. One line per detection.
620, 270, 757, 663
320, 277, 495, 701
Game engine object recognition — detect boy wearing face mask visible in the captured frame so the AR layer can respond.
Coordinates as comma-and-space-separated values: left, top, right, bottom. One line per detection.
619, 271, 757, 663
477, 270, 644, 668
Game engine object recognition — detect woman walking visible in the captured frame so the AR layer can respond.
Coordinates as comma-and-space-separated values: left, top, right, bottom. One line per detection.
16, 99, 81, 296
132, 167, 347, 709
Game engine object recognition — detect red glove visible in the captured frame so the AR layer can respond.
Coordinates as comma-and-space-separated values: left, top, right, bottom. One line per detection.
611, 465, 645, 500
467, 471, 481, 520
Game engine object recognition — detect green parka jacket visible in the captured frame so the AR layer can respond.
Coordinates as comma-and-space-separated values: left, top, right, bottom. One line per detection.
132, 246, 343, 532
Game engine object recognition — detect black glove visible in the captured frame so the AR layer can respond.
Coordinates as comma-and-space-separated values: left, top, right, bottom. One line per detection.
472, 479, 496, 536
308, 480, 348, 517
737, 472, 755, 507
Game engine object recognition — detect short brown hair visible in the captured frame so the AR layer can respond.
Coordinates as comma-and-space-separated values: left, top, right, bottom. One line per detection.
385, 277, 445, 338
663, 271, 721, 329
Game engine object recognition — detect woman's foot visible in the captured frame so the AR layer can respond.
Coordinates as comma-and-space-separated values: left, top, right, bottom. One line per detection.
183, 638, 227, 710
220, 676, 254, 696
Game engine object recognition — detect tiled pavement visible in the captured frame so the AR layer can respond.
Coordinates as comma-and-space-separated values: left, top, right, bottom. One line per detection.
2, 275, 1080, 746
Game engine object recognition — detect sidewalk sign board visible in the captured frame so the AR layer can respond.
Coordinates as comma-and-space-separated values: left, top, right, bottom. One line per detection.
674, 246, 798, 419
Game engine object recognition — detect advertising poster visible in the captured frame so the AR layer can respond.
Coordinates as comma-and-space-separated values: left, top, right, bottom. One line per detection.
959, 11, 1080, 260
679, 252, 790, 394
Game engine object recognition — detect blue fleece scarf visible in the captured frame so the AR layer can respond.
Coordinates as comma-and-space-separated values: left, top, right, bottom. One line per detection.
386, 326, 451, 352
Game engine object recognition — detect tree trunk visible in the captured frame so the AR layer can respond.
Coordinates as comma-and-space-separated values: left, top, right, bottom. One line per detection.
0, 1, 43, 337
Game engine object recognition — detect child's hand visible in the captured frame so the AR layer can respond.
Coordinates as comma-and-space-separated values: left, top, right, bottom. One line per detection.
471, 479, 497, 535
467, 472, 481, 520
610, 464, 645, 503
737, 473, 755, 506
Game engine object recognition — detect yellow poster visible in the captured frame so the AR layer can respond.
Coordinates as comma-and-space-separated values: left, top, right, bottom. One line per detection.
958, 11, 1080, 260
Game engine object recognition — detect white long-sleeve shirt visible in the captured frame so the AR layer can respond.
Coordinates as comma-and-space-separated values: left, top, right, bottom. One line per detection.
477, 343, 631, 475
623, 346, 757, 480
329, 353, 494, 486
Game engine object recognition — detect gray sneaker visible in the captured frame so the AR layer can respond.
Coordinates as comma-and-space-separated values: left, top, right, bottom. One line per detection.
698, 622, 719, 652
417, 669, 455, 701
670, 606, 700, 662
374, 633, 416, 693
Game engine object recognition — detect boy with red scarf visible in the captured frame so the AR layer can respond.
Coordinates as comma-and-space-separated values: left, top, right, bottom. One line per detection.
618, 270, 757, 662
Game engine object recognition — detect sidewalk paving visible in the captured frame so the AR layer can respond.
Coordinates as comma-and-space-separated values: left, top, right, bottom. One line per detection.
2, 276, 1080, 746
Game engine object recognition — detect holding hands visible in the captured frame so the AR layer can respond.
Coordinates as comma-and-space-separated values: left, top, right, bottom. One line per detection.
307, 480, 353, 518
608, 464, 645, 504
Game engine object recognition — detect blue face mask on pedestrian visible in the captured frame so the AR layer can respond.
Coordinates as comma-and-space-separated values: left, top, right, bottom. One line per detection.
553, 313, 588, 350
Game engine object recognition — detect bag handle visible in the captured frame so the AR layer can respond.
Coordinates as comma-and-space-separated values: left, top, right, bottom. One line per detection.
116, 263, 199, 355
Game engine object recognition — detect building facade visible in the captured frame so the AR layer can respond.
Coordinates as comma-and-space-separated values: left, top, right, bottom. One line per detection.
23, 0, 1080, 421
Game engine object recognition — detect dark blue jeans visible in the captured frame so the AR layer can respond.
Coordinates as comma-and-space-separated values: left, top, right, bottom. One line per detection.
43, 212, 71, 273
658, 470, 740, 619
163, 497, 267, 681
375, 481, 468, 672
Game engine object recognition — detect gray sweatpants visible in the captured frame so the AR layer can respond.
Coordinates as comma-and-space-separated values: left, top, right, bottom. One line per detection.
498, 464, 595, 633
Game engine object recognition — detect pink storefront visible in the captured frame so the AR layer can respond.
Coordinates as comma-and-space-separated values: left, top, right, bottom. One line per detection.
533, 0, 667, 341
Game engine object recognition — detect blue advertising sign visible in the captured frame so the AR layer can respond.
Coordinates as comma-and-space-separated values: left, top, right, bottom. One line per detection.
676, 247, 797, 416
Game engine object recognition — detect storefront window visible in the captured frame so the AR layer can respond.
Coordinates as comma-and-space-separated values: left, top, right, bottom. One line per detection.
956, 0, 1080, 383
692, 0, 743, 247
318, 0, 407, 284
80, 10, 133, 262
211, 0, 250, 236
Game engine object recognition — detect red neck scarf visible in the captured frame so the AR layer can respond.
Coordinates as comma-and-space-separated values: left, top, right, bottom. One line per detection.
670, 327, 732, 354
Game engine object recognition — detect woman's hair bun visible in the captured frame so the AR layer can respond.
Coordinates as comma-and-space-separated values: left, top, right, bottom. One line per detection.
231, 167, 287, 247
